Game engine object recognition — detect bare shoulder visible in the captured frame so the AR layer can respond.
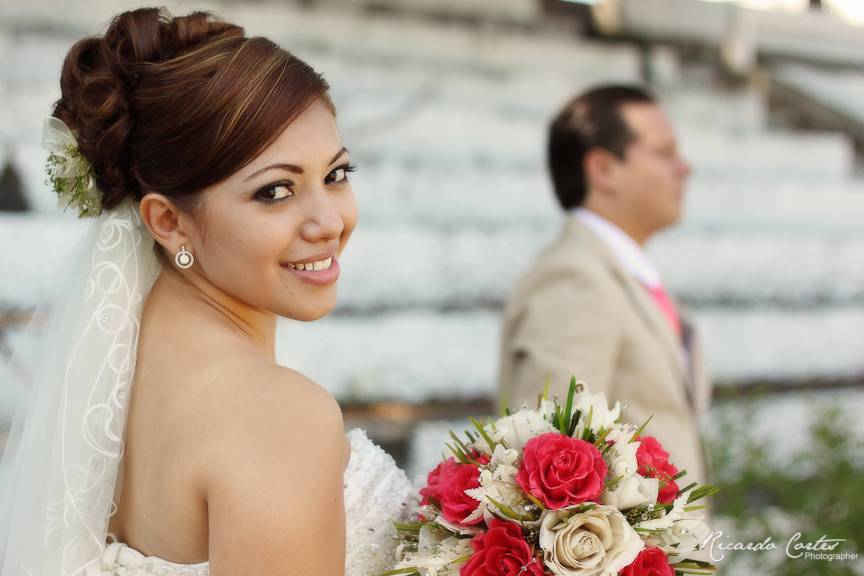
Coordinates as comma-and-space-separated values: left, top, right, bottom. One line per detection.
195, 360, 346, 472
200, 355, 338, 410
196, 362, 348, 574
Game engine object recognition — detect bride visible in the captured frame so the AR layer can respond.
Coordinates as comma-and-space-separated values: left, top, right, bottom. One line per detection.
0, 7, 413, 576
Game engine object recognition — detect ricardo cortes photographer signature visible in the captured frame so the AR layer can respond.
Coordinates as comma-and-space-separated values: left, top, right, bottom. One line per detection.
701, 530, 859, 562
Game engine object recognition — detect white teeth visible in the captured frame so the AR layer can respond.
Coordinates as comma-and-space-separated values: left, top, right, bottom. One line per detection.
287, 256, 333, 271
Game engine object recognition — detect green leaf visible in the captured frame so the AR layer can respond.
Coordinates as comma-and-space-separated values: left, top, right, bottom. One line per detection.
594, 426, 609, 447
524, 491, 545, 510
581, 405, 594, 440
631, 414, 654, 442
563, 377, 576, 435
487, 495, 535, 521
378, 568, 422, 576
471, 416, 498, 452
675, 481, 698, 499
450, 430, 472, 456
686, 484, 720, 504
446, 442, 469, 464
672, 558, 717, 575
392, 521, 423, 533
568, 408, 582, 437
605, 473, 624, 491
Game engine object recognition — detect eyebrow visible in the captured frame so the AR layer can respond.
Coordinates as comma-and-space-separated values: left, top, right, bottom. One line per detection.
243, 147, 349, 182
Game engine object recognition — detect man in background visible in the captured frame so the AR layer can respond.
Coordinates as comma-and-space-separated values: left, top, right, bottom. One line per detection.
499, 85, 712, 485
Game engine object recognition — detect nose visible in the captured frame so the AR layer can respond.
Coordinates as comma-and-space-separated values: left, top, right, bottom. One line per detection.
301, 186, 345, 243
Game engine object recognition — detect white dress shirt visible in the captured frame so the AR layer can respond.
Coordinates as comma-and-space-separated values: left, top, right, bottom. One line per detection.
571, 208, 663, 289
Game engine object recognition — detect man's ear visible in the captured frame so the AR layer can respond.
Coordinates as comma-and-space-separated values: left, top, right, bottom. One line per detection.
139, 193, 191, 255
583, 148, 617, 197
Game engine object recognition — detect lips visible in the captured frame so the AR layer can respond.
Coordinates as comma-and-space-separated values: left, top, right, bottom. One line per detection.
280, 254, 340, 286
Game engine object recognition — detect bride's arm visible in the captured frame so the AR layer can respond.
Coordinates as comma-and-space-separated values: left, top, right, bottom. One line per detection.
202, 365, 347, 575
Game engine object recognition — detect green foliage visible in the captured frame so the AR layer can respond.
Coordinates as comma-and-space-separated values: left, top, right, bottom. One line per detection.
45, 144, 102, 218
706, 396, 864, 575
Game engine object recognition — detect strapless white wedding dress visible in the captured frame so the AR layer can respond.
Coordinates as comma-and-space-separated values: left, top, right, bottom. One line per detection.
93, 429, 415, 576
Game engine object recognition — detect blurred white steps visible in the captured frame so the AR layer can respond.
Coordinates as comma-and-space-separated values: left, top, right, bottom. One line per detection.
3, 216, 863, 310
272, 307, 864, 402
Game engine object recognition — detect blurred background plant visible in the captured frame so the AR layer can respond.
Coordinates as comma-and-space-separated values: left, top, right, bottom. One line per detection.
706, 393, 864, 575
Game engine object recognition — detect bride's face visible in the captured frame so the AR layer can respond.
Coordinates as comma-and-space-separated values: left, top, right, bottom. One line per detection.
188, 100, 357, 321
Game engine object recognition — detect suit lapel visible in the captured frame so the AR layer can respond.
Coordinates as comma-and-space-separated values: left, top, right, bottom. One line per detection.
565, 218, 692, 407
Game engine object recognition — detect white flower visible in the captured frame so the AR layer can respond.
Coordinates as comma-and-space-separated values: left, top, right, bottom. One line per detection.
571, 389, 621, 435
641, 517, 711, 561
601, 475, 659, 510
604, 432, 640, 479
463, 445, 534, 524
538, 398, 557, 420
637, 495, 710, 560
395, 524, 472, 576
603, 423, 638, 446
489, 443, 520, 467
634, 493, 693, 532
432, 514, 483, 536
669, 519, 711, 558
598, 425, 658, 510
481, 408, 557, 452
539, 505, 645, 576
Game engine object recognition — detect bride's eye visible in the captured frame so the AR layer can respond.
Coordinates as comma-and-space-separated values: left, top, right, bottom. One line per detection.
255, 181, 295, 204
325, 163, 357, 185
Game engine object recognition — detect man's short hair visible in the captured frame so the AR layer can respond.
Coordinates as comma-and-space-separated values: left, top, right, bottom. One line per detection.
547, 85, 656, 210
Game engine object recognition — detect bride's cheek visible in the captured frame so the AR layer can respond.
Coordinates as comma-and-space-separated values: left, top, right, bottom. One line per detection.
339, 200, 359, 247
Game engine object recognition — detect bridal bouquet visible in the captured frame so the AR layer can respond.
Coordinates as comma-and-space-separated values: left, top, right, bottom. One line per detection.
383, 379, 718, 576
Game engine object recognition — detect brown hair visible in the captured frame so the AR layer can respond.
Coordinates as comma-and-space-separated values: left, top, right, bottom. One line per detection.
51, 7, 333, 214
547, 85, 655, 210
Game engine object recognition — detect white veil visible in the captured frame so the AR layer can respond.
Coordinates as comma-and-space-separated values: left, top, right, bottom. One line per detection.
0, 159, 160, 574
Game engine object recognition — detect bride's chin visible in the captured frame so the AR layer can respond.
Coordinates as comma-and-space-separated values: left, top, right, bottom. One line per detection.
278, 297, 337, 322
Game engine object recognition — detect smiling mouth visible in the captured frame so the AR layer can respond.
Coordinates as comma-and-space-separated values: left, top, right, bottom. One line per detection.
283, 256, 333, 271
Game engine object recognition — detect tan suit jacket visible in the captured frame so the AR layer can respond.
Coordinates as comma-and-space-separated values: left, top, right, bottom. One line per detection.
499, 216, 713, 486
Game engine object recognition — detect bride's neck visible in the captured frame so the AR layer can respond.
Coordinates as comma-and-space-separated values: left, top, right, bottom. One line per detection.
153, 267, 277, 359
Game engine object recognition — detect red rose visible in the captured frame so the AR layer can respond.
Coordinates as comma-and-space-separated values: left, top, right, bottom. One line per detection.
460, 519, 544, 576
515, 432, 607, 510
635, 436, 679, 504
619, 547, 674, 576
420, 457, 484, 526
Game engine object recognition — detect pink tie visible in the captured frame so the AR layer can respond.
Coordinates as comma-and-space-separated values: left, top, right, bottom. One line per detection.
647, 284, 681, 339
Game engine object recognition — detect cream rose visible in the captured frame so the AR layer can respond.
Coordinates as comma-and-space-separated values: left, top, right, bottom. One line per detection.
539, 505, 644, 576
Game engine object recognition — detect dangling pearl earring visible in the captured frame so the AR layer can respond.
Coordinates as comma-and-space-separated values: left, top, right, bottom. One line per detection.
175, 245, 194, 269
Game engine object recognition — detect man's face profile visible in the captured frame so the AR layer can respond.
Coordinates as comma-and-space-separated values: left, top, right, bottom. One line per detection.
610, 103, 691, 237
